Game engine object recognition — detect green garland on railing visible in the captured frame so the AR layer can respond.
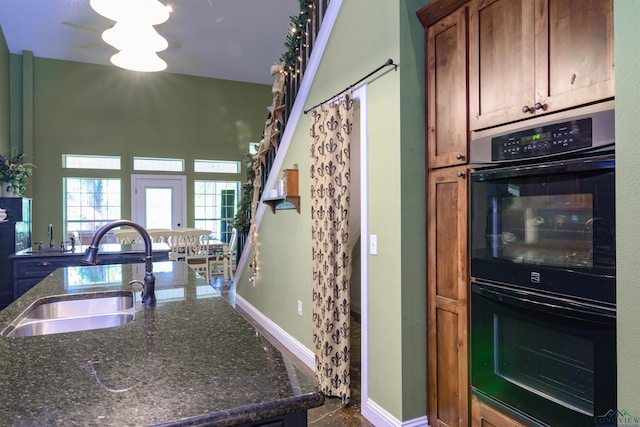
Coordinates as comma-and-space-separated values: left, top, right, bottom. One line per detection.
232, 1, 315, 236
232, 154, 257, 236
280, 0, 315, 69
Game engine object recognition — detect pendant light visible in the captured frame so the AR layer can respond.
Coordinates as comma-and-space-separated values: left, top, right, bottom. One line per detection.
90, 0, 170, 25
102, 21, 169, 52
110, 49, 167, 72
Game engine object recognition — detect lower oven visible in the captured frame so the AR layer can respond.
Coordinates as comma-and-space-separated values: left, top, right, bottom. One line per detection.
471, 280, 616, 427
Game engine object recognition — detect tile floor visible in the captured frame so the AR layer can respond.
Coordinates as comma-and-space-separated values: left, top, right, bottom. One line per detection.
212, 276, 373, 426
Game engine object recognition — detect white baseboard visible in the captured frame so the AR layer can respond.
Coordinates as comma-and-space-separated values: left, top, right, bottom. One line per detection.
235, 293, 315, 371
362, 398, 429, 427
236, 294, 429, 427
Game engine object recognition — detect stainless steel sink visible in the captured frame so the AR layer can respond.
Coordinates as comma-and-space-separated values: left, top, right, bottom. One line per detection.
1, 291, 135, 337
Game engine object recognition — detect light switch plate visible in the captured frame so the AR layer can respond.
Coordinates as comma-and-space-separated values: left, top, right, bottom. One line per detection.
370, 234, 378, 255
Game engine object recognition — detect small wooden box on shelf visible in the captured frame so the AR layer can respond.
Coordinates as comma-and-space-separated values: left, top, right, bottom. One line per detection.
263, 164, 300, 214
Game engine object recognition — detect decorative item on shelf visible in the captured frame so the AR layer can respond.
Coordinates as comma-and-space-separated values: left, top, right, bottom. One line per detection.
262, 164, 300, 214
0, 153, 35, 198
283, 164, 299, 196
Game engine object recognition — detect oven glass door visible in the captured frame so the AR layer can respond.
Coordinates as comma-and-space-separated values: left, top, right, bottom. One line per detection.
470, 155, 615, 303
471, 281, 616, 427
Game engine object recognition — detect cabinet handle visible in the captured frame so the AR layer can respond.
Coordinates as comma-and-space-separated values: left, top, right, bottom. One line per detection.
456, 153, 465, 160
523, 103, 545, 113
38, 262, 51, 267
457, 171, 466, 178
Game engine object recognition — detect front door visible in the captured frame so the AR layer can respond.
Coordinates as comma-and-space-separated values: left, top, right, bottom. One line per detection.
131, 174, 186, 229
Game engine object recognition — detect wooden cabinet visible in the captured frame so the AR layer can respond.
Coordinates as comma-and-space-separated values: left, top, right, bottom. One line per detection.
426, 5, 469, 168
427, 165, 469, 427
420, 2, 471, 425
469, 0, 614, 130
421, 0, 614, 425
471, 395, 529, 427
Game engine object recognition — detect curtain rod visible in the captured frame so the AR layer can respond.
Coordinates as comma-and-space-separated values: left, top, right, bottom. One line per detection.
303, 58, 397, 114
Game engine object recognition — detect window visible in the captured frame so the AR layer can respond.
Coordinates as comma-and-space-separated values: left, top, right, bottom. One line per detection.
64, 178, 121, 244
194, 159, 240, 174
194, 180, 239, 242
63, 154, 121, 170
134, 157, 184, 172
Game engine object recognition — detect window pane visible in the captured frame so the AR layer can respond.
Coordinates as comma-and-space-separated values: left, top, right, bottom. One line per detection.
63, 155, 121, 170
194, 159, 240, 174
145, 188, 173, 229
64, 178, 121, 244
193, 180, 239, 241
133, 157, 184, 172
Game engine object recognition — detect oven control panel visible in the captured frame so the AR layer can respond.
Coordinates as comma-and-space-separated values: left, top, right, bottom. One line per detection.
492, 118, 592, 161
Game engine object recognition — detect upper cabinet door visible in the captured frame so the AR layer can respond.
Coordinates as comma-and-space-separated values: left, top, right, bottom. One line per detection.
469, 0, 535, 130
427, 5, 469, 169
469, 0, 614, 131
535, 0, 614, 113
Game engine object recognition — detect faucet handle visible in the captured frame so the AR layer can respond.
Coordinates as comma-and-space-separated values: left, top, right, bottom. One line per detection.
128, 279, 145, 300
128, 279, 156, 307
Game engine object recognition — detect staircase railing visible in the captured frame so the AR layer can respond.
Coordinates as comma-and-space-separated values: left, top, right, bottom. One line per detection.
236, 0, 330, 257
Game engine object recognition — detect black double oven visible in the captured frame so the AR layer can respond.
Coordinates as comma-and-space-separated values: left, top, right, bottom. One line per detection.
469, 107, 616, 427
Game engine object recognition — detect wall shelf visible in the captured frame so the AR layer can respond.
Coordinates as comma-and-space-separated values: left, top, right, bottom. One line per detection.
263, 196, 300, 214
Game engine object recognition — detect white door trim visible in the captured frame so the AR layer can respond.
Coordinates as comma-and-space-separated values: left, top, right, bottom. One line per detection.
353, 84, 371, 420
130, 174, 187, 228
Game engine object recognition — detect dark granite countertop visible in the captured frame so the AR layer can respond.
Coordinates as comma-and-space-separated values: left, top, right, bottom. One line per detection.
0, 261, 323, 426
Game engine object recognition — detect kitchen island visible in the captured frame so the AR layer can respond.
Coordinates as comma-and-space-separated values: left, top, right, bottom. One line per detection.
0, 261, 323, 426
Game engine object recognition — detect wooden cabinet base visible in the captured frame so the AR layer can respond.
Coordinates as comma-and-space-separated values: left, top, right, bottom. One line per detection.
471, 395, 530, 427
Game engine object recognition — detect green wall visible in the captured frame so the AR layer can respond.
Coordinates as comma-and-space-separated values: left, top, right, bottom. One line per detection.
236, 0, 428, 421
615, 0, 640, 418
9, 56, 271, 242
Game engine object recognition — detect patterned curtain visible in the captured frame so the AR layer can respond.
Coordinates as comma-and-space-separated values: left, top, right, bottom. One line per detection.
309, 91, 354, 403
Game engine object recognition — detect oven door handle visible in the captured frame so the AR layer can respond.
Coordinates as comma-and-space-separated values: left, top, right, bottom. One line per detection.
472, 282, 616, 325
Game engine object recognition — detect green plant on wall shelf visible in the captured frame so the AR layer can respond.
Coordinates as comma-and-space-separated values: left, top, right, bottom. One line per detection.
0, 153, 35, 197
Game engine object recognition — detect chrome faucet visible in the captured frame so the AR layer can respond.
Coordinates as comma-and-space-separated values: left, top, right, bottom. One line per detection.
82, 220, 156, 307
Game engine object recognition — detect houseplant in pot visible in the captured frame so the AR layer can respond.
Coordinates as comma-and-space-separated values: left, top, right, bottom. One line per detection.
0, 154, 34, 197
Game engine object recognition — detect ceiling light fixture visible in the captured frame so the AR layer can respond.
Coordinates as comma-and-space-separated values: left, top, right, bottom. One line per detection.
102, 22, 169, 52
90, 0, 170, 25
110, 49, 167, 72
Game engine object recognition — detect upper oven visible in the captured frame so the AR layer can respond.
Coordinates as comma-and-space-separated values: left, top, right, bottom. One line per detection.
469, 108, 616, 305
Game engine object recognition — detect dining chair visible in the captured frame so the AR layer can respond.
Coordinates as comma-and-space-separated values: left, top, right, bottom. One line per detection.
222, 228, 238, 282
163, 230, 183, 261
181, 230, 214, 282
147, 228, 172, 243
113, 229, 142, 244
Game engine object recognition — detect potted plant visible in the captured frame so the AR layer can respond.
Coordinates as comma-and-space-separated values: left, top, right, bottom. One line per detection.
0, 153, 35, 197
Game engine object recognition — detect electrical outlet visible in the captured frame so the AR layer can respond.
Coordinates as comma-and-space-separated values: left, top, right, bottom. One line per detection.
297, 300, 303, 316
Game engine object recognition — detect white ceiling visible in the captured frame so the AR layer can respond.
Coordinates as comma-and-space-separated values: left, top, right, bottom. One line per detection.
0, 0, 299, 85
